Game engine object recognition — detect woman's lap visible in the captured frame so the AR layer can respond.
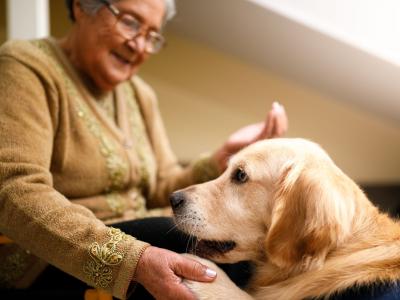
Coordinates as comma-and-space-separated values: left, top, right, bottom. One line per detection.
6, 217, 252, 299
116, 217, 253, 298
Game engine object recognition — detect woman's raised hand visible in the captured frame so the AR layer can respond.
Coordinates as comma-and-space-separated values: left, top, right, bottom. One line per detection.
213, 101, 288, 171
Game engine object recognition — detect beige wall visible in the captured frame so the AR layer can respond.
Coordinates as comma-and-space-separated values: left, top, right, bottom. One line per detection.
0, 0, 6, 44
140, 33, 400, 184
50, 0, 71, 38
1, 4, 400, 183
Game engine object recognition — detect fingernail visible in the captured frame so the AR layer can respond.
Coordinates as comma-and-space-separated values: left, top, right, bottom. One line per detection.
205, 268, 217, 278
273, 101, 284, 112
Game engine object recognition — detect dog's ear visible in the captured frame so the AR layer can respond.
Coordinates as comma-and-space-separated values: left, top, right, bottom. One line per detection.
265, 160, 350, 274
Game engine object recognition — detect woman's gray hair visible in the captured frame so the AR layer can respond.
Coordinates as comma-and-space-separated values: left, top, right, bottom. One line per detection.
65, 0, 176, 25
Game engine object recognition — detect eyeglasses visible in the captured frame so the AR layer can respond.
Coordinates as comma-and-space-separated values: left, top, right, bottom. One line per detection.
100, 0, 165, 54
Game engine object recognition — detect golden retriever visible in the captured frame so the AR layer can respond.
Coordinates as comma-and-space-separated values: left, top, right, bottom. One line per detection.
170, 138, 400, 300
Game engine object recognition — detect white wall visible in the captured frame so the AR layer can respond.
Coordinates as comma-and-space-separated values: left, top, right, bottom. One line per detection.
253, 0, 400, 66
7, 0, 49, 40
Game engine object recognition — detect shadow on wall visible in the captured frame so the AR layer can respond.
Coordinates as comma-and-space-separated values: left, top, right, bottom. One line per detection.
50, 0, 72, 38
0, 0, 6, 44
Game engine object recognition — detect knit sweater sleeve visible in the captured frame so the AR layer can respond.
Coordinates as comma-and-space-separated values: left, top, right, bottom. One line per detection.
0, 51, 148, 299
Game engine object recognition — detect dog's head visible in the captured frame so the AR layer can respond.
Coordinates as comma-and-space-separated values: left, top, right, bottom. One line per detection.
171, 138, 363, 273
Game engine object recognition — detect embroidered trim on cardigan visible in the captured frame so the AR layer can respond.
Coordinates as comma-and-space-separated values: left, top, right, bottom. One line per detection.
125, 83, 155, 195
76, 103, 128, 190
105, 193, 126, 216
31, 40, 128, 191
83, 227, 128, 288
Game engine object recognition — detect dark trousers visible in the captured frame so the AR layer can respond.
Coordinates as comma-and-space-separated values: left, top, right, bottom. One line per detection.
2, 217, 252, 299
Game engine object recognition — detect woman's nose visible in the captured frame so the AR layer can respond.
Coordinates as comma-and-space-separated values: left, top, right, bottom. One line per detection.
126, 35, 147, 54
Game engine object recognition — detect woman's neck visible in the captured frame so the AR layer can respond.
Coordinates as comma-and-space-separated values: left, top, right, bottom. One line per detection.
57, 30, 110, 98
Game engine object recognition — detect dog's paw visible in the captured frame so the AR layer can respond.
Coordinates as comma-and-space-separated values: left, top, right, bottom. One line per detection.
182, 254, 253, 300
184, 279, 217, 300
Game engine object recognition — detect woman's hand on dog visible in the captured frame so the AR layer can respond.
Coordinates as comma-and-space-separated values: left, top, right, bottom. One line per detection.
134, 246, 217, 300
214, 101, 288, 171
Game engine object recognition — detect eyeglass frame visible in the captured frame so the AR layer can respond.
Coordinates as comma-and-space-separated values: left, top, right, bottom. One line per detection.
99, 0, 166, 54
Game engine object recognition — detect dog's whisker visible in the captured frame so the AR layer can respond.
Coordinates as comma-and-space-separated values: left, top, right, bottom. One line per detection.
167, 217, 187, 234
186, 233, 196, 254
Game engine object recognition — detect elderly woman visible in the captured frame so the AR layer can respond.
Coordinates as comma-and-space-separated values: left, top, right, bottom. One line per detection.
0, 0, 288, 299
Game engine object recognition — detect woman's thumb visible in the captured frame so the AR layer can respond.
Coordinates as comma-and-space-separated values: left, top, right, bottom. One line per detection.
175, 257, 217, 282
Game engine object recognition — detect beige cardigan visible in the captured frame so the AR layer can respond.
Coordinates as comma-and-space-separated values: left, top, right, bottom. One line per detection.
0, 38, 219, 298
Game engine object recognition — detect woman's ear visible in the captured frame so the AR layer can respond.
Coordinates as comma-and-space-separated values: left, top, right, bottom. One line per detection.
265, 161, 348, 274
73, 0, 84, 21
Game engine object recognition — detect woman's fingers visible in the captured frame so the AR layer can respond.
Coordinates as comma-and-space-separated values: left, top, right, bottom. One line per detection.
266, 101, 288, 138
173, 255, 217, 282
134, 246, 216, 300
262, 109, 276, 139
275, 103, 288, 137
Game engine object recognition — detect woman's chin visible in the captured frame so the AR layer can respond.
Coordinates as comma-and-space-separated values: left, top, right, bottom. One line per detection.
109, 54, 139, 80
96, 69, 136, 91
111, 66, 137, 82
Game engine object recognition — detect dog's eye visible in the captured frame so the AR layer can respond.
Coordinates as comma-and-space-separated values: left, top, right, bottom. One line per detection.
232, 168, 248, 183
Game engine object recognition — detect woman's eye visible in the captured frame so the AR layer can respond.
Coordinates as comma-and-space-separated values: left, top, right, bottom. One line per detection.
120, 14, 141, 31
232, 168, 248, 183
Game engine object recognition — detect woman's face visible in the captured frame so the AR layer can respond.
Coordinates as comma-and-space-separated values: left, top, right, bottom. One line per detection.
73, 0, 165, 91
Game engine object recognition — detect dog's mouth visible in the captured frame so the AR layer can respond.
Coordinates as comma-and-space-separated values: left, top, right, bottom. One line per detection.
192, 239, 237, 257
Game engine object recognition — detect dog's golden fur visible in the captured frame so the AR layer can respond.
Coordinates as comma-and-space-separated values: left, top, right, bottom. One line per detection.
173, 138, 400, 300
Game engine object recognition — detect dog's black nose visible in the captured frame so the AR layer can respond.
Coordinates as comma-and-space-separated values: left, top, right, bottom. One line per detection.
170, 191, 186, 210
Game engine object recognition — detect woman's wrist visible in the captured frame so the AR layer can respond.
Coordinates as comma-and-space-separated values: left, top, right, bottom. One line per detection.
212, 146, 228, 173
133, 246, 152, 285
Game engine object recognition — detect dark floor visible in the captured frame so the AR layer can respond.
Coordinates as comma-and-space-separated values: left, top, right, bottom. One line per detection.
361, 184, 400, 218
